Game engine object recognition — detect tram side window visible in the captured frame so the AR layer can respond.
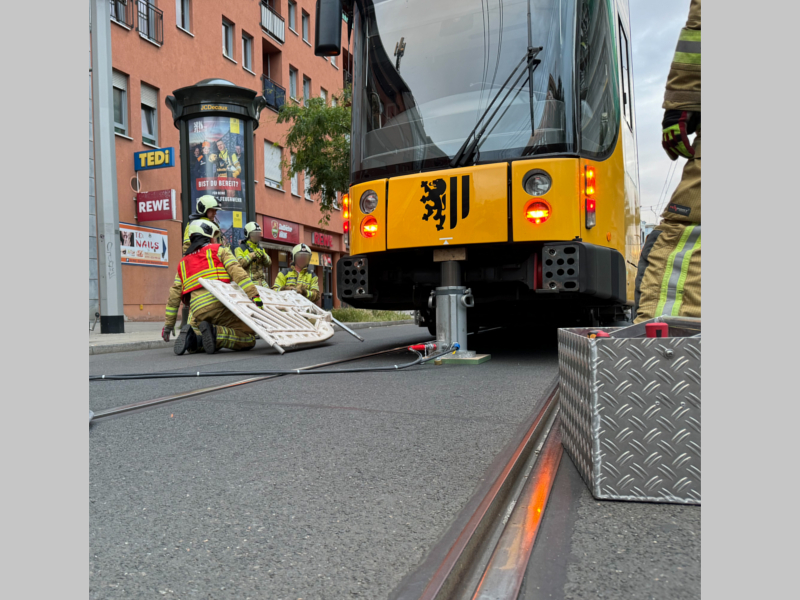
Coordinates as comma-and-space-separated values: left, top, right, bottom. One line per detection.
578, 0, 620, 158
619, 21, 633, 130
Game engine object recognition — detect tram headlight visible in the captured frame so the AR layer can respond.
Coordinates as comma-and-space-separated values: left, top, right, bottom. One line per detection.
360, 189, 379, 214
522, 170, 552, 196
361, 216, 379, 238
524, 200, 551, 225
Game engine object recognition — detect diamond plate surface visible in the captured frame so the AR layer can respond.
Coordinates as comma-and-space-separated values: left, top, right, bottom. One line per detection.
558, 325, 701, 504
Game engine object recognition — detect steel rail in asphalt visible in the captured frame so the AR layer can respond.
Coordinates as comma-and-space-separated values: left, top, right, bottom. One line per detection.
390, 382, 560, 600
471, 420, 563, 600
90, 343, 430, 422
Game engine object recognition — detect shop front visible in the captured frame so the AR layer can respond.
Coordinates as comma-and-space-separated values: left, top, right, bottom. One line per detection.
305, 229, 344, 310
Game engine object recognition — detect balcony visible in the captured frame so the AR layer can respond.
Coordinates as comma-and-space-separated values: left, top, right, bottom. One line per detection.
136, 1, 163, 46
110, 0, 133, 28
262, 76, 286, 112
261, 2, 285, 44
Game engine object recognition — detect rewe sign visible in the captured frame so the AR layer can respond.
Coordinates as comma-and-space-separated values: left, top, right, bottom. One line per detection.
136, 189, 176, 222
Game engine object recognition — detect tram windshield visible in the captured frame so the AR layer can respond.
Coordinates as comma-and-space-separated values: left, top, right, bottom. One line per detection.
351, 0, 578, 183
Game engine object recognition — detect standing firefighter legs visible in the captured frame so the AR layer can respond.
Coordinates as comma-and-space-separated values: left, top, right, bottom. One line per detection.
191, 302, 256, 352
635, 132, 701, 323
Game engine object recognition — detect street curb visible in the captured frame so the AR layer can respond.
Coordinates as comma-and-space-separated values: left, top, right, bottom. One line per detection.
89, 320, 417, 355
89, 340, 166, 355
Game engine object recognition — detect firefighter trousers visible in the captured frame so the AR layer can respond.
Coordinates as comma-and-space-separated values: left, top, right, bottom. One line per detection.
189, 299, 256, 351
634, 130, 701, 323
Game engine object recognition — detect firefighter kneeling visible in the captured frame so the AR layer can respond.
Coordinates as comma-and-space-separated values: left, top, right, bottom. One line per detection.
163, 220, 263, 355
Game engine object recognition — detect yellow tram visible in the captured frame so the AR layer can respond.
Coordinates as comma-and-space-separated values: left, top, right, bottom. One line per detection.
317, 0, 641, 329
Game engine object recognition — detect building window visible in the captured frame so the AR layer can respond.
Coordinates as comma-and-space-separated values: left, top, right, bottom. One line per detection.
112, 70, 128, 136
264, 141, 283, 189
111, 0, 133, 27
137, 1, 163, 45
331, 96, 337, 108
331, 54, 337, 67
242, 33, 253, 71
222, 19, 234, 59
303, 76, 311, 103
176, 0, 191, 32
289, 67, 298, 100
141, 83, 158, 145
304, 172, 312, 200
320, 88, 327, 104
290, 154, 299, 196
302, 11, 309, 42
333, 192, 341, 210
288, 1, 297, 32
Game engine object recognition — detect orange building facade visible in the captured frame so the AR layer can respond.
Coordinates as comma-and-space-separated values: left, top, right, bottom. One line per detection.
99, 0, 350, 320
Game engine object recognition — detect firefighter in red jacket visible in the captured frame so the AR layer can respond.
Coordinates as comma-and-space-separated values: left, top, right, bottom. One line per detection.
163, 220, 262, 354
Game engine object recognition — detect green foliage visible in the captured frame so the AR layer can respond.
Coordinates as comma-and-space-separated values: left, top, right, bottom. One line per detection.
275, 87, 351, 225
330, 308, 413, 323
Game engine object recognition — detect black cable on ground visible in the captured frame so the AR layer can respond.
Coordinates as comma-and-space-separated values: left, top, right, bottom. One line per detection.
89, 346, 456, 382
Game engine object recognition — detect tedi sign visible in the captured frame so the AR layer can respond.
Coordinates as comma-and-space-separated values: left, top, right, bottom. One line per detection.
134, 147, 176, 171
135, 189, 177, 222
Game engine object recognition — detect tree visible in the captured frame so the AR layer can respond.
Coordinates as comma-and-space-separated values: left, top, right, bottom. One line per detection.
275, 87, 351, 225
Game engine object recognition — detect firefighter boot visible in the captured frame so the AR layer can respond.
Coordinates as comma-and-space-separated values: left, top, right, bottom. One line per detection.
173, 324, 197, 355
198, 321, 218, 355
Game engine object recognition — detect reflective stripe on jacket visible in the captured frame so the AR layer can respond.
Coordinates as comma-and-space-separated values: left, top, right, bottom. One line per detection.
234, 240, 272, 286
164, 244, 258, 328
273, 268, 319, 302
664, 0, 701, 112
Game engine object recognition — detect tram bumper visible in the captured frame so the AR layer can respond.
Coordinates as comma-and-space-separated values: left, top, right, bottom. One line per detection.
539, 242, 627, 303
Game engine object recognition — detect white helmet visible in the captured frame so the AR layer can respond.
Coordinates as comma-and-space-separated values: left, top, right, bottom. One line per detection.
196, 195, 220, 216
292, 243, 312, 261
244, 222, 262, 237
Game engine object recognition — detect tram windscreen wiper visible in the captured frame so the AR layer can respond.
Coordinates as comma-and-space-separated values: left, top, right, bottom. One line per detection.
450, 46, 542, 169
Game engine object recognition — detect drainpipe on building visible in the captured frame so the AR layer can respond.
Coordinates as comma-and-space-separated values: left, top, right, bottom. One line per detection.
91, 0, 124, 333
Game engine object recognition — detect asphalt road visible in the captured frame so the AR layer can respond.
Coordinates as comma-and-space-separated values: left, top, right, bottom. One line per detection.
520, 453, 701, 600
90, 325, 560, 599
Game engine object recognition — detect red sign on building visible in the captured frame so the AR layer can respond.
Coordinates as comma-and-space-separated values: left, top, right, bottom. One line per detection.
135, 189, 176, 222
311, 232, 333, 248
264, 216, 300, 245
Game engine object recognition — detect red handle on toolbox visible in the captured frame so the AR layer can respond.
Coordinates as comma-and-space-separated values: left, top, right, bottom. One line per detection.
646, 323, 669, 338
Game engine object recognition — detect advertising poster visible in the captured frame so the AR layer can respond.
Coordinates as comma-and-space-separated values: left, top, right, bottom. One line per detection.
120, 223, 169, 268
188, 116, 247, 247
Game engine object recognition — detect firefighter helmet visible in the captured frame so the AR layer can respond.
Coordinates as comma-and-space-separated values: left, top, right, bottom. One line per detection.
292, 243, 312, 261
196, 195, 220, 216
244, 222, 263, 238
187, 219, 220, 240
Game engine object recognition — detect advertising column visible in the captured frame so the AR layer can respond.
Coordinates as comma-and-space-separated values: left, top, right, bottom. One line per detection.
187, 116, 248, 247
166, 79, 267, 250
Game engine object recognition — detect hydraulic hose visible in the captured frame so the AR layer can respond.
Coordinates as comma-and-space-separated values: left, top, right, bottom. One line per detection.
89, 344, 459, 382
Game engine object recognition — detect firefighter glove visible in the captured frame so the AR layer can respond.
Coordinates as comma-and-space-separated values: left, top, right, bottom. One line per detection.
662, 110, 698, 160
162, 327, 171, 343
253, 297, 264, 308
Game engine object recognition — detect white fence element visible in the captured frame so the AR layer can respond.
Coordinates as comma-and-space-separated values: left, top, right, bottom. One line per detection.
199, 279, 334, 354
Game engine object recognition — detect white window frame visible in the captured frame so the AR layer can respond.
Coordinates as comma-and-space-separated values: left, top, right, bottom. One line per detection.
333, 192, 341, 210
303, 76, 311, 103
288, 1, 297, 33
304, 172, 313, 200
222, 20, 234, 59
176, 0, 191, 33
242, 33, 253, 72
289, 67, 298, 101
320, 88, 327, 104
140, 83, 158, 146
264, 141, 283, 190
112, 71, 128, 136
331, 54, 337, 68
301, 11, 310, 42
290, 154, 299, 196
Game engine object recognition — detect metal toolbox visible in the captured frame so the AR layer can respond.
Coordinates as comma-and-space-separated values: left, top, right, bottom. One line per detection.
558, 317, 701, 504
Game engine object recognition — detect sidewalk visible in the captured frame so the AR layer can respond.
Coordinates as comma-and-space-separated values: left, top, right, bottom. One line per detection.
89, 320, 415, 355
